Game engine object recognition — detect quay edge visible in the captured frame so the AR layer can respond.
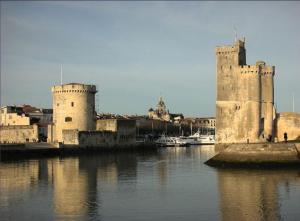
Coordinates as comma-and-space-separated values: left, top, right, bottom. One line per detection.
0, 143, 158, 160
205, 142, 300, 168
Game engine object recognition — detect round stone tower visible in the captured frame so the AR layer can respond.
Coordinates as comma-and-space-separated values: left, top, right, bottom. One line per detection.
52, 83, 97, 142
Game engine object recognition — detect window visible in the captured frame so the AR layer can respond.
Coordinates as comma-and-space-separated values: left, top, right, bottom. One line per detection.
65, 117, 72, 122
71, 102, 74, 107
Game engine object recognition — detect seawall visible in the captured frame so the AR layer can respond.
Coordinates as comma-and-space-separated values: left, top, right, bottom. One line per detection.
205, 142, 300, 168
0, 142, 158, 160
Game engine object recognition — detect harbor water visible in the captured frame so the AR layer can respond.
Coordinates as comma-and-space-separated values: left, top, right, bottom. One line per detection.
0, 146, 300, 221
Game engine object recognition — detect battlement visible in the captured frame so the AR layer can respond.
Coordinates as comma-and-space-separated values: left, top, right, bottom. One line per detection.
239, 65, 259, 74
215, 39, 245, 54
260, 65, 275, 76
52, 83, 97, 94
215, 46, 237, 54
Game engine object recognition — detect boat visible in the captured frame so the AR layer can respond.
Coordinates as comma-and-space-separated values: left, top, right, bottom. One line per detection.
189, 131, 215, 144
178, 136, 200, 145
155, 135, 189, 147
155, 134, 176, 147
172, 137, 190, 146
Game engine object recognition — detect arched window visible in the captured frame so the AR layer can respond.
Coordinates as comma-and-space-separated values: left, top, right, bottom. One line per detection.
65, 117, 72, 122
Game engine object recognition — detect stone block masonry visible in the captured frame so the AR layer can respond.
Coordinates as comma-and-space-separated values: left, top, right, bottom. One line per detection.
52, 83, 97, 142
0, 125, 38, 143
216, 39, 275, 144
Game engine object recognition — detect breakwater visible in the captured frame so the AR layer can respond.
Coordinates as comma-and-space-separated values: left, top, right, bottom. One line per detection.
205, 142, 300, 168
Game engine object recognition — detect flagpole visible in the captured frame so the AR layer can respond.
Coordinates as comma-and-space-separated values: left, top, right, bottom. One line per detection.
60, 64, 63, 85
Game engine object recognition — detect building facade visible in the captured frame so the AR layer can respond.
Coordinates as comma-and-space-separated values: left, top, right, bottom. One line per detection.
148, 97, 183, 122
216, 39, 275, 144
0, 106, 30, 126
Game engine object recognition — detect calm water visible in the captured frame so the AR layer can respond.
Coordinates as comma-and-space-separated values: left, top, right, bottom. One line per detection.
1, 146, 300, 221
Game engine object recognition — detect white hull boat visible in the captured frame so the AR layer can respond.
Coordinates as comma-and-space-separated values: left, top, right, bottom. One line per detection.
155, 135, 189, 147
189, 131, 215, 145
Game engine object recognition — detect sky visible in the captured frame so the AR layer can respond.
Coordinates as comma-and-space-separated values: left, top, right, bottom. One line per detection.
1, 1, 299, 117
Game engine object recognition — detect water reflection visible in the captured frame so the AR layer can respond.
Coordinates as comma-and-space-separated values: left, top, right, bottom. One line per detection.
0, 153, 141, 221
1, 147, 300, 221
217, 169, 300, 221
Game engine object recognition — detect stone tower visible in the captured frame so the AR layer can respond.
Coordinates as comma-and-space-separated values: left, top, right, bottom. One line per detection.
215, 39, 275, 144
52, 83, 97, 142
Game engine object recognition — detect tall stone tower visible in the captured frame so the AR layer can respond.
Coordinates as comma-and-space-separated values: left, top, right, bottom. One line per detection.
52, 83, 97, 142
215, 39, 275, 144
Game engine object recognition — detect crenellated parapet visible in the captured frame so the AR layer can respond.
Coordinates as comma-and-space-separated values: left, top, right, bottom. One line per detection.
215, 39, 245, 54
215, 47, 238, 54
52, 83, 97, 94
256, 61, 275, 75
238, 65, 259, 74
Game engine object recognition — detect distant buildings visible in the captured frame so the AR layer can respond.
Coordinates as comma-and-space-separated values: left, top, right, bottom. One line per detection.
148, 96, 183, 123
1, 106, 30, 126
0, 105, 52, 143
182, 117, 216, 135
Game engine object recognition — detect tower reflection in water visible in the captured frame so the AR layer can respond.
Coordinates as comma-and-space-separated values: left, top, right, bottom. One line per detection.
0, 153, 139, 221
1, 148, 300, 221
217, 169, 300, 221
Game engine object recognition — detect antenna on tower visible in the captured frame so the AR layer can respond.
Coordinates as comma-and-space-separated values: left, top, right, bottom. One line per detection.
234, 25, 237, 42
292, 92, 295, 112
60, 64, 63, 85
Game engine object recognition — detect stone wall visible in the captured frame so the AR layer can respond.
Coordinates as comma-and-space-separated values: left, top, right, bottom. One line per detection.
275, 112, 300, 141
0, 125, 38, 143
52, 83, 96, 142
96, 119, 117, 131
62, 127, 136, 147
78, 131, 117, 147
62, 129, 79, 144
78, 130, 135, 147
96, 119, 136, 145
215, 39, 275, 144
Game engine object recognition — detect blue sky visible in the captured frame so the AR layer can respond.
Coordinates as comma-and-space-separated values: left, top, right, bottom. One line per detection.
1, 1, 299, 116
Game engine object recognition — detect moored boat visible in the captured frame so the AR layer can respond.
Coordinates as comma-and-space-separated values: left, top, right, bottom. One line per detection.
155, 135, 190, 147
189, 131, 215, 144
155, 134, 176, 147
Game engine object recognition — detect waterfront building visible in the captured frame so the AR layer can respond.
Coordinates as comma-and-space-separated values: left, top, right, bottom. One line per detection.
216, 39, 275, 143
0, 105, 52, 143
49, 83, 97, 143
182, 117, 216, 135
215, 39, 300, 143
0, 106, 30, 126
